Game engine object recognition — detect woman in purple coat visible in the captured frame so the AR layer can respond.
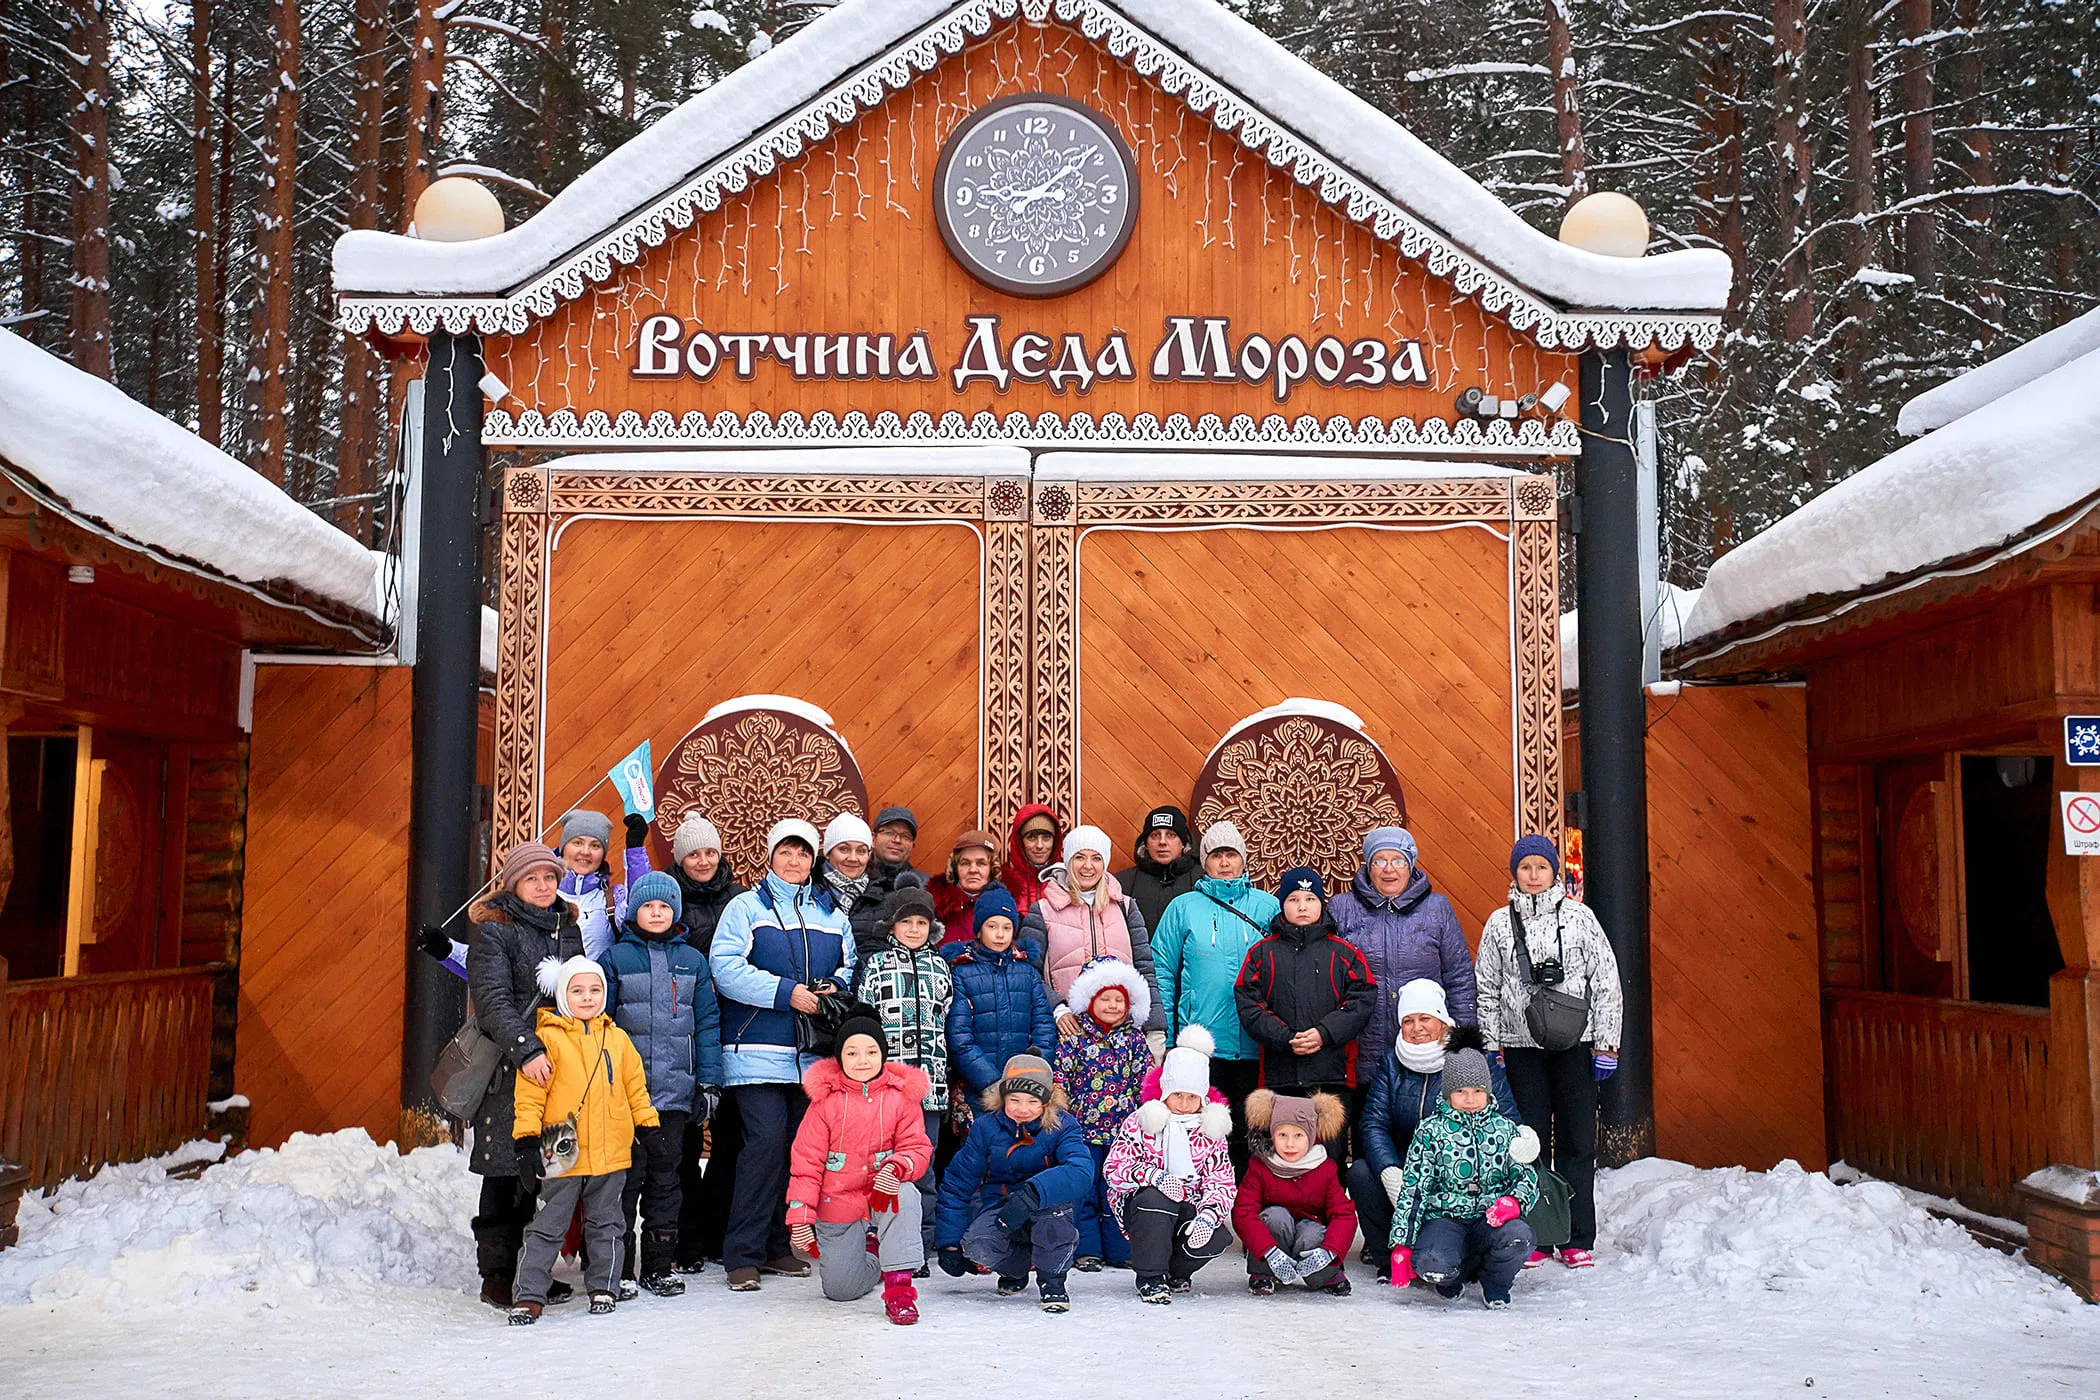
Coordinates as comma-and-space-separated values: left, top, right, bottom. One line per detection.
1329, 826, 1477, 1133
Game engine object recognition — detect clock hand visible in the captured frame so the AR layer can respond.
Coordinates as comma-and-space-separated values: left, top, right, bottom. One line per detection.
1009, 147, 1099, 211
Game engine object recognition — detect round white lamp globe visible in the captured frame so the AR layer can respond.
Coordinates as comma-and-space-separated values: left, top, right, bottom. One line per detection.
1557, 191, 1649, 259
413, 177, 505, 243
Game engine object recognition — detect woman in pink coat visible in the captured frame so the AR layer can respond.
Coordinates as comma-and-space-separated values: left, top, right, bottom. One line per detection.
1022, 825, 1166, 1046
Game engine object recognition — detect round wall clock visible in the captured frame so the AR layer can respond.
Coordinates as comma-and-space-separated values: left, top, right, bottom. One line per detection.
934, 94, 1140, 298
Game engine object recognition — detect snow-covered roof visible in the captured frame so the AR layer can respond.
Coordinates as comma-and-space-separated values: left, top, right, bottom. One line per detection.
1897, 306, 2100, 437
0, 328, 383, 627
334, 0, 1727, 347
1561, 584, 1700, 690
1680, 344, 2100, 654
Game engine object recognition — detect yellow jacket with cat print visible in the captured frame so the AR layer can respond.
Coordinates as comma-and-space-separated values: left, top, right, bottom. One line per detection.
513, 1007, 660, 1175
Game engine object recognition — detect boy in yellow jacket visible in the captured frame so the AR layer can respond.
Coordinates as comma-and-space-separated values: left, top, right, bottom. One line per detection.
510, 955, 664, 1324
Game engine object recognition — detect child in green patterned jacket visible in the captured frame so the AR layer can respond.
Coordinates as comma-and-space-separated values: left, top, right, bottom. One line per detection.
1387, 1026, 1539, 1308
852, 884, 954, 1261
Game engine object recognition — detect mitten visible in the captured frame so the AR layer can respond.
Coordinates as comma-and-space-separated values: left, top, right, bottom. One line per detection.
1389, 1246, 1414, 1289
695, 1086, 720, 1126
1144, 1029, 1167, 1063
415, 924, 453, 959
789, 1223, 817, 1257
993, 1185, 1036, 1233
1299, 1247, 1334, 1277
1156, 1175, 1188, 1203
1593, 1051, 1619, 1082
513, 1136, 544, 1192
1509, 1125, 1541, 1165
1263, 1248, 1300, 1284
937, 1246, 968, 1277
623, 813, 652, 846
639, 1125, 671, 1167
1485, 1195, 1523, 1228
1183, 1214, 1215, 1250
1380, 1166, 1405, 1206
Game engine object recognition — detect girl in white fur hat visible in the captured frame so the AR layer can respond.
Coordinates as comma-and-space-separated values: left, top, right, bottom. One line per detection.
1101, 1026, 1237, 1303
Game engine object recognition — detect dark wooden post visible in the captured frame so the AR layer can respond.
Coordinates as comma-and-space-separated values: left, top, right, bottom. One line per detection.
0, 952, 25, 1250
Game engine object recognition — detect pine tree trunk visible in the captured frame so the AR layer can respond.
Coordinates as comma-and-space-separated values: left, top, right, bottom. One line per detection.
1954, 0, 1998, 337
1773, 0, 1813, 341
192, 1, 221, 445
403, 0, 448, 217
1842, 0, 1879, 373
1544, 0, 1586, 200
254, 0, 300, 484
537, 2, 568, 179
1702, 19, 1746, 318
1900, 0, 1935, 287
65, 0, 112, 379
336, 0, 391, 537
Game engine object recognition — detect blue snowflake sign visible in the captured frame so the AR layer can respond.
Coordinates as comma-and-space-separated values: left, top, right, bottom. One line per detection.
2065, 716, 2100, 767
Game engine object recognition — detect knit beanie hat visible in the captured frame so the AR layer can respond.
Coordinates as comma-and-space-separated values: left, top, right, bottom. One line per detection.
672, 814, 722, 864
498, 841, 563, 892
627, 870, 681, 920
559, 809, 612, 849
1394, 977, 1453, 1029
1158, 1023, 1214, 1099
1441, 1025, 1493, 1099
767, 817, 821, 858
1363, 825, 1418, 865
1019, 811, 1059, 839
877, 883, 938, 932
835, 1014, 887, 1068
1062, 825, 1113, 864
1268, 1093, 1322, 1144
1000, 1053, 1053, 1103
537, 955, 605, 1018
1509, 833, 1561, 879
874, 805, 918, 836
972, 886, 1020, 936
1141, 805, 1193, 845
1200, 820, 1246, 859
823, 812, 873, 854
1277, 865, 1327, 905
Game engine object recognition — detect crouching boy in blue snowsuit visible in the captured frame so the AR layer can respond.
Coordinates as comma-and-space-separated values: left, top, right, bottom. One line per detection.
934, 1052, 1093, 1313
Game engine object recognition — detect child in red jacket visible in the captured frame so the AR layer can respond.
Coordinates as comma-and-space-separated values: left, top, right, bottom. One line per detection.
1233, 1088, 1356, 1296
785, 1015, 934, 1325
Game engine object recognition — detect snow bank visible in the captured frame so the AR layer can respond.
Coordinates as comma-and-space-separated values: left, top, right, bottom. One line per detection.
1681, 344, 2100, 648
1599, 1158, 2080, 1315
334, 0, 1728, 314
0, 1131, 476, 1310
1560, 583, 1699, 689
1897, 305, 2100, 436
0, 329, 381, 620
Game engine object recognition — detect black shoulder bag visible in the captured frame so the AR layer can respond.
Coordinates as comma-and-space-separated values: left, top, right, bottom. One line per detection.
1507, 898, 1591, 1052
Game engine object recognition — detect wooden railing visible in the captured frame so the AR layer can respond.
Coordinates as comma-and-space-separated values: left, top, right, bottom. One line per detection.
1825, 988, 2051, 1218
1, 966, 219, 1190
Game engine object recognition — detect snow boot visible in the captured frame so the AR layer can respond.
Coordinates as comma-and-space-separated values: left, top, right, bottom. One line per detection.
1432, 1280, 1463, 1300
761, 1254, 810, 1277
882, 1270, 920, 1325
1559, 1247, 1595, 1269
479, 1275, 514, 1310
1168, 1274, 1193, 1295
1321, 1276, 1353, 1297
1247, 1273, 1277, 1296
506, 1302, 541, 1326
1137, 1274, 1171, 1305
545, 1279, 575, 1305
995, 1274, 1029, 1296
726, 1267, 762, 1291
641, 1272, 686, 1298
1038, 1274, 1070, 1313
672, 1257, 710, 1275
617, 1278, 640, 1302
1522, 1249, 1551, 1270
1073, 1255, 1103, 1273
588, 1291, 617, 1315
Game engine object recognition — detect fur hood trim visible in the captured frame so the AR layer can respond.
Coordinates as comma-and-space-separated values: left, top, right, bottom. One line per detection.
978, 1078, 1071, 1130
801, 1057, 931, 1104
1064, 958, 1151, 1029
1134, 1098, 1232, 1141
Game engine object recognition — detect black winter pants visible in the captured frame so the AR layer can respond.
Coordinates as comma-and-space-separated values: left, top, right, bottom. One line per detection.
680, 1091, 741, 1266
1118, 1186, 1232, 1284
620, 1108, 688, 1280
1211, 1057, 1262, 1178
723, 1083, 808, 1271
1343, 1157, 1393, 1263
1503, 1043, 1598, 1250
472, 1174, 538, 1283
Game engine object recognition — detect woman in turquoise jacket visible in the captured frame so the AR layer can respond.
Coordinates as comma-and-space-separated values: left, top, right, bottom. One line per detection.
1147, 820, 1279, 1173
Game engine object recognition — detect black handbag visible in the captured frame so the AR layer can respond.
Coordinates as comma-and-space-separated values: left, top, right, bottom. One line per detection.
793, 983, 865, 1056
1507, 899, 1592, 1053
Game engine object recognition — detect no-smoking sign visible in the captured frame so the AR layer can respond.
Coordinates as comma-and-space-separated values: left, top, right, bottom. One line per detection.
2062, 792, 2100, 855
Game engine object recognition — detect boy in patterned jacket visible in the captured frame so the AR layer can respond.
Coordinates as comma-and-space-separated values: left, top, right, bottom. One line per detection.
1387, 1026, 1540, 1309
1052, 958, 1153, 1271
852, 884, 954, 1262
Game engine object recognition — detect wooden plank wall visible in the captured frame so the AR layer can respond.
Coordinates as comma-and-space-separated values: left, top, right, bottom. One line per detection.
1571, 684, 1825, 1170
1078, 524, 1519, 931
542, 519, 985, 866
238, 665, 413, 1148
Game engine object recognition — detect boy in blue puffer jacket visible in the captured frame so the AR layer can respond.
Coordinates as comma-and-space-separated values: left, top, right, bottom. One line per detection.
934, 1052, 1094, 1312
603, 870, 723, 1297
946, 887, 1057, 1137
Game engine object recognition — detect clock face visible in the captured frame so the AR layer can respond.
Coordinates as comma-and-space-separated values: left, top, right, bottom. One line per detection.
934, 95, 1140, 298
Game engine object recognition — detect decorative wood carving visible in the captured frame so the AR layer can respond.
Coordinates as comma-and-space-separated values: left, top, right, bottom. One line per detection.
1191, 710, 1409, 889
1511, 482, 1565, 845
651, 704, 869, 887
1029, 521, 1077, 817
986, 519, 1030, 834
1073, 476, 1513, 526
493, 498, 550, 863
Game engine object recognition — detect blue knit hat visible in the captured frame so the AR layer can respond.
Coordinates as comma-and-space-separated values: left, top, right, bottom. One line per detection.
1509, 834, 1561, 879
1276, 865, 1327, 905
628, 870, 681, 921
1363, 825, 1418, 866
972, 886, 1020, 937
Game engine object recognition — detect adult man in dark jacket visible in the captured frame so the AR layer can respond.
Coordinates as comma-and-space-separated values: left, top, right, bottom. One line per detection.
1112, 804, 1200, 937
846, 806, 931, 957
1233, 867, 1376, 1094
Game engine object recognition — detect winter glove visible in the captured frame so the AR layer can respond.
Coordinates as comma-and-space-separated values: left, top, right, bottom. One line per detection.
1389, 1246, 1414, 1289
1593, 1051, 1619, 1082
1183, 1214, 1216, 1250
513, 1136, 544, 1192
415, 923, 453, 960
1263, 1248, 1300, 1284
624, 813, 652, 846
1144, 1029, 1167, 1064
872, 1161, 904, 1195
937, 1246, 969, 1277
1156, 1175, 1188, 1203
1509, 1125, 1541, 1165
694, 1086, 720, 1126
639, 1125, 672, 1168
1380, 1166, 1405, 1206
1299, 1247, 1334, 1277
1485, 1195, 1523, 1228
993, 1185, 1037, 1234
870, 1161, 903, 1216
790, 1223, 818, 1257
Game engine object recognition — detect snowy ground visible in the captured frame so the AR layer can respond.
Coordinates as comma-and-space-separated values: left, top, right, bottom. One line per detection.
1, 1133, 2095, 1400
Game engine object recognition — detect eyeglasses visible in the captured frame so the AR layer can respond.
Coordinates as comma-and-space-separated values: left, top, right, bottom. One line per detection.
1370, 856, 1411, 869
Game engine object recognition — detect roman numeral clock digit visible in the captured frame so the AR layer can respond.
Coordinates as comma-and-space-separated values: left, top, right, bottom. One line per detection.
934, 94, 1141, 299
